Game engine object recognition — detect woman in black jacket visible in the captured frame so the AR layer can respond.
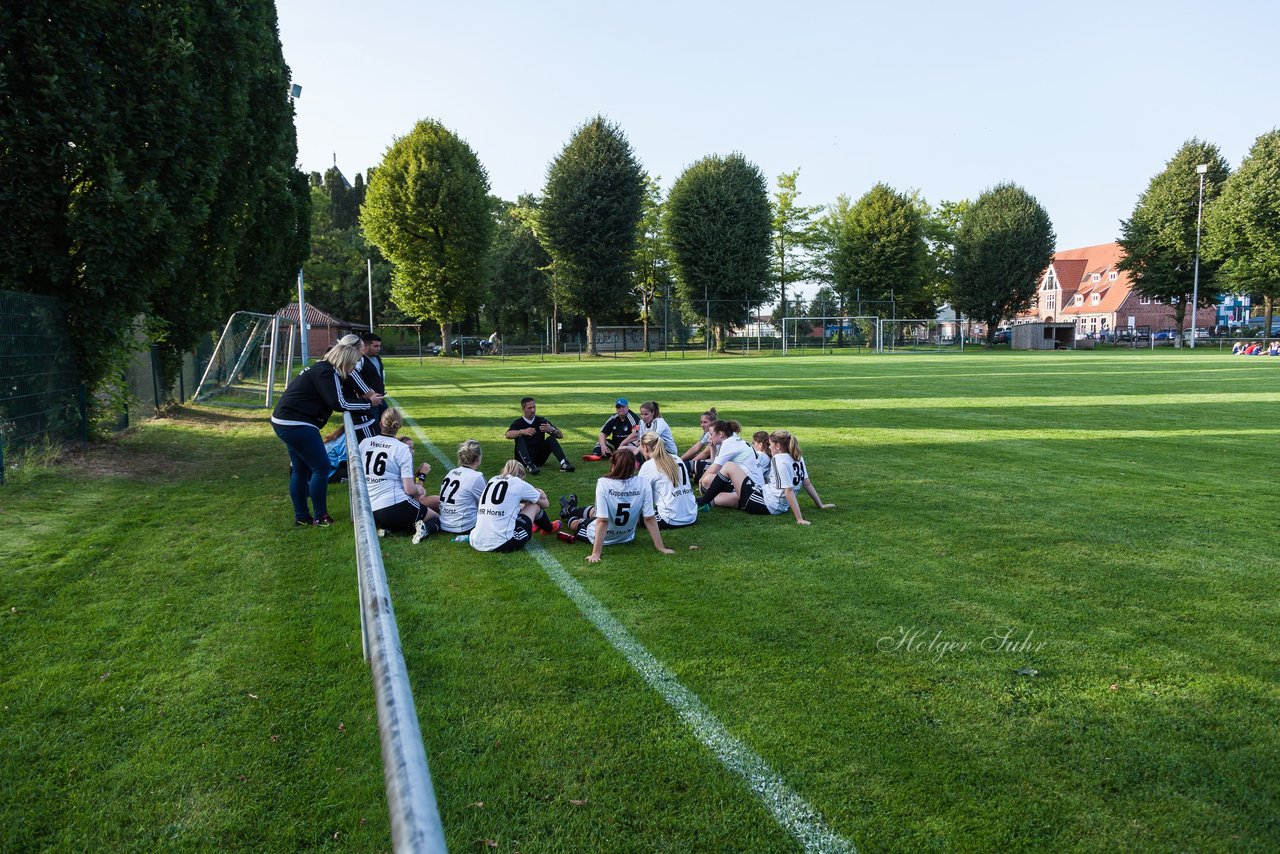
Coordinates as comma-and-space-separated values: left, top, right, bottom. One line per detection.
270, 341, 383, 526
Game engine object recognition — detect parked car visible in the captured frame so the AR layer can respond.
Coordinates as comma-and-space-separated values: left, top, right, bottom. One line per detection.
449, 336, 486, 355
992, 329, 1011, 345
1153, 329, 1178, 341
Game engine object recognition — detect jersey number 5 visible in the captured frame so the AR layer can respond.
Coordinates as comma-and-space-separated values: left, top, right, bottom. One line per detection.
613, 502, 631, 526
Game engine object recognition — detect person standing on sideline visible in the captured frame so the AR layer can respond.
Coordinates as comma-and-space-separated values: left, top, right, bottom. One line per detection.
505, 397, 575, 474
337, 333, 380, 440
585, 398, 639, 460
270, 340, 381, 527
359, 332, 387, 428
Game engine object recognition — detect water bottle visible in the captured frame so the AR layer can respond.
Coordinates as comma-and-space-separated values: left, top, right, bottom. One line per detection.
452, 534, 469, 543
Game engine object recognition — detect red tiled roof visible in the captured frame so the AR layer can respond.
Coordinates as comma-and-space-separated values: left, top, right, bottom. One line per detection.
1050, 243, 1132, 316
275, 302, 367, 329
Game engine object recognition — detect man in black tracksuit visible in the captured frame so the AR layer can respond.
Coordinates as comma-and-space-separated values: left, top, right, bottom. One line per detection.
505, 397, 574, 475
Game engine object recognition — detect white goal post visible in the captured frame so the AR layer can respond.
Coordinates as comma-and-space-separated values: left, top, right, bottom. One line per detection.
878, 318, 951, 353
781, 316, 882, 354
193, 310, 298, 407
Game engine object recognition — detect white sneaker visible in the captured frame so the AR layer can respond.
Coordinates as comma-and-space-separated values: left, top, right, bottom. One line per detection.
412, 519, 429, 544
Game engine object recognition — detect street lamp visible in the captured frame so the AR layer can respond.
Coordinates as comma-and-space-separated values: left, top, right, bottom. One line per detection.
1190, 163, 1208, 349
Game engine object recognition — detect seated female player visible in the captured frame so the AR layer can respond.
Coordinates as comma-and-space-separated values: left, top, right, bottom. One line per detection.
358, 408, 442, 543
557, 452, 675, 563
435, 439, 487, 536
638, 432, 698, 529
470, 460, 556, 553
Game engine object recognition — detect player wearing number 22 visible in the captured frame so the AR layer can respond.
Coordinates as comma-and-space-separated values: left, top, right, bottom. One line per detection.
560, 452, 675, 563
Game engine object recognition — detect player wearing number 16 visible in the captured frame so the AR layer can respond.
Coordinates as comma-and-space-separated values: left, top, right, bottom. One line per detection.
357, 409, 442, 542
559, 452, 676, 563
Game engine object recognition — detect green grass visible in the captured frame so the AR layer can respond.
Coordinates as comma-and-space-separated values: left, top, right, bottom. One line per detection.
3, 350, 1278, 851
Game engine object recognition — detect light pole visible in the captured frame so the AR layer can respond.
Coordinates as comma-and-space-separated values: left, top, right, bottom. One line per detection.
1190, 162, 1208, 349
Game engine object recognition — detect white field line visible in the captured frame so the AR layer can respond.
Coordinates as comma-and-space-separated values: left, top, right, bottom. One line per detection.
401, 412, 856, 853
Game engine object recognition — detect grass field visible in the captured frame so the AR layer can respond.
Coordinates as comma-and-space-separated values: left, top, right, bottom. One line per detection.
3, 350, 1279, 851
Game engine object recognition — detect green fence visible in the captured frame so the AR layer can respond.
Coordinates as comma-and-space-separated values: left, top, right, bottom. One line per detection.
0, 291, 88, 483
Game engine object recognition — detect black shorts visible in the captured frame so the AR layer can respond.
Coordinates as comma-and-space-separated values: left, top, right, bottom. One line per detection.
490, 514, 533, 553
738, 480, 772, 515
656, 516, 695, 530
373, 500, 428, 533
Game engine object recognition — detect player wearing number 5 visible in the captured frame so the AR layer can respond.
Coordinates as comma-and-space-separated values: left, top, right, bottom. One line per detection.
357, 409, 442, 543
470, 460, 556, 553
558, 452, 675, 563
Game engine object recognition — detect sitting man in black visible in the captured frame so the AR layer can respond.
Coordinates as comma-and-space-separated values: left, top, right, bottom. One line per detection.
585, 397, 639, 460
506, 397, 575, 475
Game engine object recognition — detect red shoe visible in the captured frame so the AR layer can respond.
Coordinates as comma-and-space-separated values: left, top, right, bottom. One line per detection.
556, 529, 576, 544
538, 519, 562, 535
582, 454, 602, 462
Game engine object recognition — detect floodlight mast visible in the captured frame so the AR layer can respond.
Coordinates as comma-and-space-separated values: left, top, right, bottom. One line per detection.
1190, 163, 1208, 349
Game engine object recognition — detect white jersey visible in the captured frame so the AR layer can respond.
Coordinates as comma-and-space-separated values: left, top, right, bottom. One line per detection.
752, 450, 772, 487
437, 465, 486, 533
470, 475, 541, 552
639, 458, 697, 526
759, 452, 799, 515
359, 435, 416, 512
713, 434, 756, 470
581, 475, 655, 546
637, 416, 678, 455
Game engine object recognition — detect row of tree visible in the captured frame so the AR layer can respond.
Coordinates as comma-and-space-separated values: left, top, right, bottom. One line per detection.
353, 116, 1061, 353
0, 2, 310, 398
1120, 134, 1280, 334
317, 122, 1279, 354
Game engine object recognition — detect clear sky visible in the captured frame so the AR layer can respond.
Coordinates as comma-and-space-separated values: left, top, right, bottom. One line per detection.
277, 0, 1276, 297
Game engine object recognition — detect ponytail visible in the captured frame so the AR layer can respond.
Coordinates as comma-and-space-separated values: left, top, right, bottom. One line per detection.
769, 430, 802, 460
712, 419, 741, 438
641, 432, 680, 486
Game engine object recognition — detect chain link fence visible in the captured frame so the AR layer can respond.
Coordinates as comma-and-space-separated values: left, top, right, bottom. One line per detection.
0, 291, 88, 482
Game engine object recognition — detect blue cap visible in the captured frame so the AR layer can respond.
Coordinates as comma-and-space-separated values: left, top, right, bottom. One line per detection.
615, 398, 628, 407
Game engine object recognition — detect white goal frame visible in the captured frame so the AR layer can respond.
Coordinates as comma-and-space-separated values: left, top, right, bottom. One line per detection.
781, 316, 882, 354
193, 311, 298, 407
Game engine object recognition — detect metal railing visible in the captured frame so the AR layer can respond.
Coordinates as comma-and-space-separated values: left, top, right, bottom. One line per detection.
343, 412, 448, 852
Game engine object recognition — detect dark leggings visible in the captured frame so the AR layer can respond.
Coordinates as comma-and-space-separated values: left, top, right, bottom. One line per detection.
373, 500, 429, 534
273, 423, 331, 520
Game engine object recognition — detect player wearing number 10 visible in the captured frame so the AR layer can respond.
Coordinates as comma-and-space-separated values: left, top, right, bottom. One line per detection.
470, 460, 552, 553
560, 452, 675, 563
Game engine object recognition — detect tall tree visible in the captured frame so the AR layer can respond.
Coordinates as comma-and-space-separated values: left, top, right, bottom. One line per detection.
486, 195, 552, 342
771, 170, 823, 324
833, 183, 929, 318
632, 174, 672, 353
666, 153, 772, 350
1206, 129, 1280, 341
0, 1, 307, 400
361, 119, 493, 349
952, 183, 1056, 343
539, 116, 645, 355
1118, 139, 1231, 334
918, 197, 971, 310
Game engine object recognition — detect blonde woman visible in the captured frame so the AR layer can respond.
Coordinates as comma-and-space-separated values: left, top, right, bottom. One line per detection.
639, 432, 698, 529
271, 340, 383, 527
358, 408, 441, 543
470, 460, 555, 553
437, 440, 486, 536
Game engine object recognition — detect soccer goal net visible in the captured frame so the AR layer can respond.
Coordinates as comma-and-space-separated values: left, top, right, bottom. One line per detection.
781, 316, 880, 354
879, 318, 947, 353
193, 311, 298, 407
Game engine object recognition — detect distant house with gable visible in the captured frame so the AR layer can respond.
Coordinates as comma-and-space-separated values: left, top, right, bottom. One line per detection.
1018, 242, 1180, 336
